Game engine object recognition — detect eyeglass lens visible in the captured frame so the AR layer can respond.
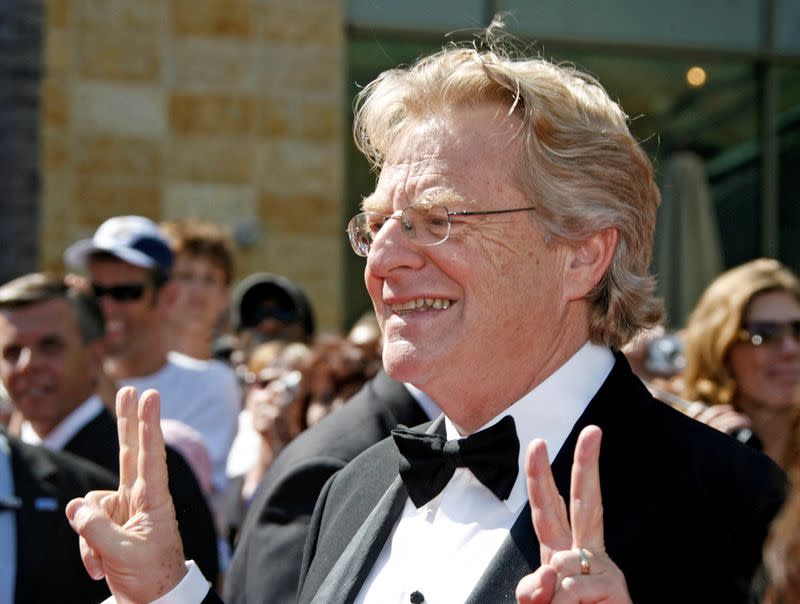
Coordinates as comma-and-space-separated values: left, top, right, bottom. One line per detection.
743, 320, 800, 346
91, 283, 148, 302
348, 203, 451, 257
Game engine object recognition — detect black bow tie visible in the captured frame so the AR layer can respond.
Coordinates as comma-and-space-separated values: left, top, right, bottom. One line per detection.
392, 415, 520, 508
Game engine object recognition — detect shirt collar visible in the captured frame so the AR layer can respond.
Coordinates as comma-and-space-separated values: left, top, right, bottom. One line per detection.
443, 342, 615, 512
20, 395, 104, 451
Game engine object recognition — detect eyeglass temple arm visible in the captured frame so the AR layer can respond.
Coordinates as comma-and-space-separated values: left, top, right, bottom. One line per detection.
448, 207, 535, 217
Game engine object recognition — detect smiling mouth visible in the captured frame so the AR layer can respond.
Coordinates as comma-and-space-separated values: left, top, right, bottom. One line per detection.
17, 383, 53, 400
391, 298, 454, 313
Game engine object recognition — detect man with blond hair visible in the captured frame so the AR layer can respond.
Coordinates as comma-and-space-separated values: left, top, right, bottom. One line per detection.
67, 25, 784, 604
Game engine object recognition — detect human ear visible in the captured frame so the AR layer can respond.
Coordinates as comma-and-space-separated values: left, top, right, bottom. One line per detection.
562, 227, 618, 302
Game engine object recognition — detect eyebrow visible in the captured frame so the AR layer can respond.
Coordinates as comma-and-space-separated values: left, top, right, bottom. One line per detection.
426, 189, 468, 207
360, 188, 469, 213
360, 194, 382, 213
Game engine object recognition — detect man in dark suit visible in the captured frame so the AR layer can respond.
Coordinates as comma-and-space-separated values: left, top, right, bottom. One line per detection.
225, 370, 438, 603
2, 427, 117, 603
0, 273, 219, 585
298, 353, 784, 603
64, 23, 786, 604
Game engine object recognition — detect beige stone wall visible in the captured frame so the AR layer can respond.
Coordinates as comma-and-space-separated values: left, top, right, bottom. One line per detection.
41, 0, 346, 332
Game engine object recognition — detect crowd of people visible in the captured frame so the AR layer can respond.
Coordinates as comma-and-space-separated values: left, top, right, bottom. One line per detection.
0, 214, 384, 601
2, 18, 799, 604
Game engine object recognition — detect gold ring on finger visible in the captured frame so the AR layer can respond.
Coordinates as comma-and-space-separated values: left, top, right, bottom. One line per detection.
575, 547, 591, 575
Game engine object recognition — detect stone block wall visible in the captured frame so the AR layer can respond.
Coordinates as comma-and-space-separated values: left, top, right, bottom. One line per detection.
41, 0, 346, 331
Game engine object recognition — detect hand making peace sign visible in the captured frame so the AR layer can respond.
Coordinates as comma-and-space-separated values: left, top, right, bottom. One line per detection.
516, 426, 632, 604
65, 387, 188, 604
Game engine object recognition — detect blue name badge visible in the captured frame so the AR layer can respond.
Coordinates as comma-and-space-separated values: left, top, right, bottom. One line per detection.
34, 497, 59, 511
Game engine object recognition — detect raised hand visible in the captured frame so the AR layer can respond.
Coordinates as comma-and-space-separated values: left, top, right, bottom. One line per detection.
65, 387, 187, 604
683, 402, 752, 437
516, 426, 631, 604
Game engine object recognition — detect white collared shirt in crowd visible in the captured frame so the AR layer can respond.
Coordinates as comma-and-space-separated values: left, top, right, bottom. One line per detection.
20, 395, 103, 450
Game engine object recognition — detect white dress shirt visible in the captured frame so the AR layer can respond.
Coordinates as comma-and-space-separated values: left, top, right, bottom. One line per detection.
147, 342, 614, 604
20, 395, 103, 450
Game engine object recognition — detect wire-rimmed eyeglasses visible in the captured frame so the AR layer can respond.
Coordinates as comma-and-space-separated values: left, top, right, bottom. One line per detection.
346, 201, 536, 257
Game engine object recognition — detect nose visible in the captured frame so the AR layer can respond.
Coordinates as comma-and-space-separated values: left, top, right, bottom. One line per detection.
779, 331, 800, 353
366, 213, 425, 277
98, 295, 126, 322
98, 295, 117, 315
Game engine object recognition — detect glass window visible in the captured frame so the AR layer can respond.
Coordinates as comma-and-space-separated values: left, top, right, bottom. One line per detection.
778, 66, 800, 271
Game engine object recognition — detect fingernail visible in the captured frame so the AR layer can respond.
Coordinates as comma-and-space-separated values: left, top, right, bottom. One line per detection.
65, 498, 82, 521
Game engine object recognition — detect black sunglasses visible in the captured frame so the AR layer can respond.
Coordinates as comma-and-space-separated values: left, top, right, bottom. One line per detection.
740, 320, 800, 347
91, 282, 149, 302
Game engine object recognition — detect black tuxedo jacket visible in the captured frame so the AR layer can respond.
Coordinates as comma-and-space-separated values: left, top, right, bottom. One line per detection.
224, 370, 428, 604
8, 432, 117, 604
297, 354, 787, 604
64, 408, 220, 585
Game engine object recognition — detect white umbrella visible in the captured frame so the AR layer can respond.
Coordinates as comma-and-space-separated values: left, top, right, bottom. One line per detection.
654, 151, 724, 328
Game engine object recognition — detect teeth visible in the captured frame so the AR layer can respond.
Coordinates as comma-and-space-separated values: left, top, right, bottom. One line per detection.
394, 300, 418, 311
391, 298, 453, 312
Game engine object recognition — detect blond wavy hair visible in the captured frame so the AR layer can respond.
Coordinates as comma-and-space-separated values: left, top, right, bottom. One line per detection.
353, 20, 662, 348
681, 258, 800, 407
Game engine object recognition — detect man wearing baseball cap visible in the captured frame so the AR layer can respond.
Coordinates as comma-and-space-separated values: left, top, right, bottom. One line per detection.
64, 216, 239, 514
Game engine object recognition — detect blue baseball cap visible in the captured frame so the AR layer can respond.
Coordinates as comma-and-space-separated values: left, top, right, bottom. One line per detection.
64, 215, 173, 272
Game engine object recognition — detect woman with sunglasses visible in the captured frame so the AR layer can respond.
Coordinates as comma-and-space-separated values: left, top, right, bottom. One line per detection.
680, 258, 800, 470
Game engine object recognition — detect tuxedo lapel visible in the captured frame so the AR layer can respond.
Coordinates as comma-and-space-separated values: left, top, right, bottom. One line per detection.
302, 416, 445, 604
464, 500, 538, 604
309, 476, 408, 604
